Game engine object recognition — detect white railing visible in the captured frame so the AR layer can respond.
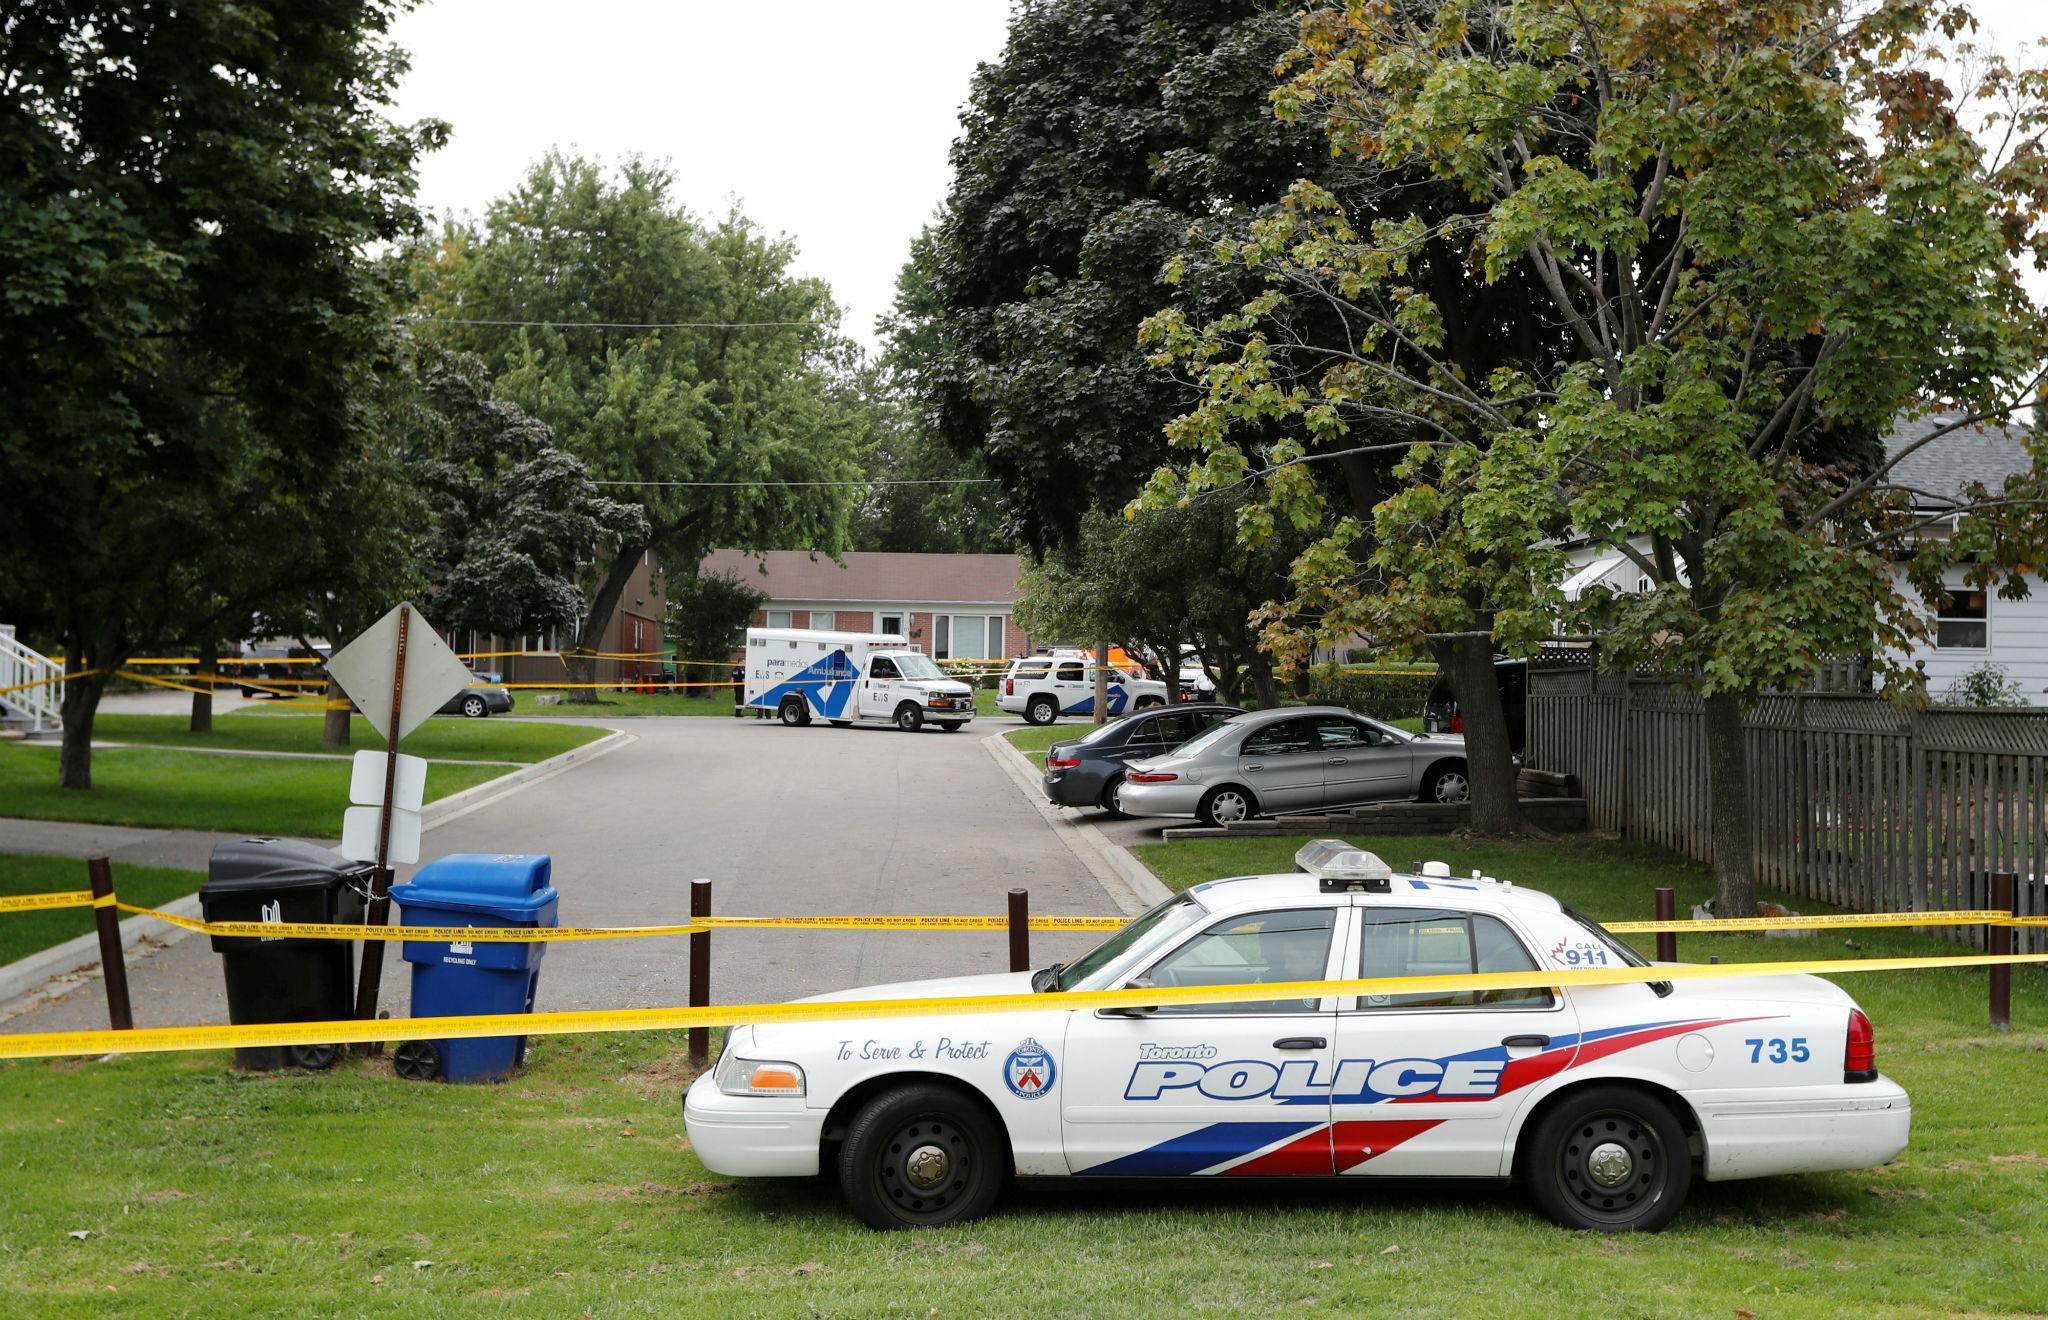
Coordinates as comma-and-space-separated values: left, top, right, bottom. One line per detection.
0, 625, 62, 734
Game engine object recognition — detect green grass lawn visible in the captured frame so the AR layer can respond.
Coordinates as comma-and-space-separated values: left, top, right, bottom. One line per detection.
4, 832, 2043, 1313
506, 688, 737, 717
0, 745, 505, 837
94, 714, 607, 764
0, 854, 205, 965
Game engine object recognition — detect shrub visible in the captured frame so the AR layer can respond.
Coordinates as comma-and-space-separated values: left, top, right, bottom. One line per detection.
1306, 664, 1437, 721
1936, 662, 2030, 710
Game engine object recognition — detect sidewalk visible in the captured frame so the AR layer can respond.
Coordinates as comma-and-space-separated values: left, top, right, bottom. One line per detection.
0, 818, 326, 871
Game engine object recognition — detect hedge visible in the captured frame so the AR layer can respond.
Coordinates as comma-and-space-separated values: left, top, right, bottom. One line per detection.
1305, 664, 1438, 721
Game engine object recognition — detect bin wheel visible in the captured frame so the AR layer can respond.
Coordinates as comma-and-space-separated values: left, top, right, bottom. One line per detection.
288, 1044, 342, 1071
393, 1040, 442, 1082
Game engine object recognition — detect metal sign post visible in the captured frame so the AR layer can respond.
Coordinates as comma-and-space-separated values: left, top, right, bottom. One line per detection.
351, 608, 410, 1034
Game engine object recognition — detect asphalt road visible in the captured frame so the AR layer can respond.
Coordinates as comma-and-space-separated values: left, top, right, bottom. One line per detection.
2, 714, 1118, 1033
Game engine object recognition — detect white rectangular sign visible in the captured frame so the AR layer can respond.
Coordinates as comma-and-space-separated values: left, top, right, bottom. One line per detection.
348, 750, 427, 812
339, 805, 422, 866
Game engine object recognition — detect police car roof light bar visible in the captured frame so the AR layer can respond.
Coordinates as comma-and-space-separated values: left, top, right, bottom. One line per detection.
1294, 839, 1394, 894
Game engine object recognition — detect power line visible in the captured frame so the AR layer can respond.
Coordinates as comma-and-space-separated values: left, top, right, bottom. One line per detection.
400, 316, 809, 330
593, 478, 997, 488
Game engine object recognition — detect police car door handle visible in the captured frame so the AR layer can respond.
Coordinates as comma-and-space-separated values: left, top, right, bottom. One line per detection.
1501, 1034, 1550, 1050
1272, 1036, 1326, 1051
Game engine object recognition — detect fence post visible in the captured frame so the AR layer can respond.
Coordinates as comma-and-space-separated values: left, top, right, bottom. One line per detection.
1007, 888, 1030, 973
689, 878, 712, 1068
1989, 871, 2015, 1031
1653, 887, 1678, 964
85, 856, 133, 1031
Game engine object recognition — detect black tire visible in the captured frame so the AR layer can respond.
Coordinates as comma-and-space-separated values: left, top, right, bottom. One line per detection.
460, 694, 488, 719
829, 719, 853, 728
287, 1044, 341, 1071
1099, 775, 1130, 818
1520, 1086, 1691, 1232
1197, 784, 1257, 827
779, 697, 811, 727
1025, 695, 1057, 726
837, 1083, 1005, 1230
392, 1041, 441, 1082
937, 721, 964, 732
895, 703, 924, 732
1423, 761, 1471, 804
238, 687, 256, 698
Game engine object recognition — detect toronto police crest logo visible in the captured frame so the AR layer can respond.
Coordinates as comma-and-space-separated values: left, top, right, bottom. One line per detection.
1003, 1038, 1055, 1099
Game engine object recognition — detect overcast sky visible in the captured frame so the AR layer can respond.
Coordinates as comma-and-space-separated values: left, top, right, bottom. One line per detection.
390, 0, 2048, 353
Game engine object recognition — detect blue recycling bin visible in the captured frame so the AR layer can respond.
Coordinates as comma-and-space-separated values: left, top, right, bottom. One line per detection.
388, 854, 559, 1083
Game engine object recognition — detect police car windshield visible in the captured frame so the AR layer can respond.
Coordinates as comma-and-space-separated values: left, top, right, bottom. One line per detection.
1054, 893, 1207, 992
893, 654, 944, 680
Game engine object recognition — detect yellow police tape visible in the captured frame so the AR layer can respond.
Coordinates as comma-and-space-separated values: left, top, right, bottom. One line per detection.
3, 951, 2045, 1061
1607, 909, 2013, 935
693, 914, 1127, 932
111, 904, 708, 944
0, 890, 97, 915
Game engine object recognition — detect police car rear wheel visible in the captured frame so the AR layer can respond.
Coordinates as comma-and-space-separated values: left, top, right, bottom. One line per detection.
1523, 1086, 1689, 1232
1025, 696, 1057, 726
839, 1084, 1003, 1230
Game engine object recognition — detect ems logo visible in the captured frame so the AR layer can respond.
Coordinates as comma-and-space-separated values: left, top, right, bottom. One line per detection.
1004, 1039, 1055, 1099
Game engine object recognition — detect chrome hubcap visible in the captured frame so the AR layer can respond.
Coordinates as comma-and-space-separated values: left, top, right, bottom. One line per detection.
1435, 772, 1469, 803
1585, 1141, 1633, 1188
904, 1144, 949, 1190
1214, 793, 1247, 823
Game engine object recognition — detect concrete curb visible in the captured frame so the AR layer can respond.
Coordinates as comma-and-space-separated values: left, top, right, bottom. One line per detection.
982, 732, 1173, 915
0, 727, 632, 1019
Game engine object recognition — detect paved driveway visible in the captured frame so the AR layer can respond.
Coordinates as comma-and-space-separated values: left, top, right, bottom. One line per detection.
2, 716, 1116, 1033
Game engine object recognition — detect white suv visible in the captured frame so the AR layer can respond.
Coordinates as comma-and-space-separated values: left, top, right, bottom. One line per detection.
997, 655, 1167, 725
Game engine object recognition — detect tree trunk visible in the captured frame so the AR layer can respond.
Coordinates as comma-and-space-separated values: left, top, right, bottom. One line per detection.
57, 642, 117, 790
1701, 690, 1757, 915
1091, 637, 1112, 726
1435, 634, 1527, 835
190, 638, 216, 734
1245, 649, 1280, 709
323, 677, 351, 748
567, 544, 648, 706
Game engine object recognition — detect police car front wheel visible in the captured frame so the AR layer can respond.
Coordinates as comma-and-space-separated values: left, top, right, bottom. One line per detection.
1521, 1085, 1691, 1233
838, 1083, 1005, 1230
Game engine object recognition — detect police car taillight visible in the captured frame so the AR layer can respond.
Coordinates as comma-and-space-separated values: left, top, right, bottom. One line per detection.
1005, 677, 1014, 695
1295, 838, 1393, 893
1844, 1009, 1876, 1082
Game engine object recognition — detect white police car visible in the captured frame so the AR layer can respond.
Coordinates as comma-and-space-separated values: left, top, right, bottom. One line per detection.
997, 654, 1168, 724
683, 843, 1908, 1232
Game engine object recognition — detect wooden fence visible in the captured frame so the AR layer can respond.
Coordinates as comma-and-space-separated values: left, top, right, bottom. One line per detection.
1527, 669, 2048, 952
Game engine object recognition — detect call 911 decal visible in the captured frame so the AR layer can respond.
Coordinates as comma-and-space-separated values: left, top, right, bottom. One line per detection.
1548, 936, 1614, 968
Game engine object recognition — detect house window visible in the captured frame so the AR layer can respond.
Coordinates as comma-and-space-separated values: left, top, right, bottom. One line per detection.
765, 610, 793, 629
810, 610, 835, 632
879, 611, 905, 638
524, 627, 560, 653
1936, 589, 1988, 650
932, 613, 1008, 659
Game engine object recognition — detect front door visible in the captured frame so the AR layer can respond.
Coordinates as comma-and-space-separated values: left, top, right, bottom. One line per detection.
1237, 716, 1328, 814
1062, 906, 1344, 1176
1330, 905, 1576, 1177
1051, 660, 1093, 715
1314, 716, 1414, 807
859, 655, 901, 718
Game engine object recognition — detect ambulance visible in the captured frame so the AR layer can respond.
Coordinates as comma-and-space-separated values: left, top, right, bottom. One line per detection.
743, 628, 978, 732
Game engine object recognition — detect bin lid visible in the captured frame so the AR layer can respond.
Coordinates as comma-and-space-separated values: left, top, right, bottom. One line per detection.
203, 838, 372, 894
390, 853, 555, 919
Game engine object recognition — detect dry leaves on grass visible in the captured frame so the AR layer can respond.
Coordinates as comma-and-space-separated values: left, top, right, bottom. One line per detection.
134, 1189, 192, 1205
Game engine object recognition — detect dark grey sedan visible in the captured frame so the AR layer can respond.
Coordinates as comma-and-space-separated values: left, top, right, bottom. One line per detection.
439, 674, 514, 719
1041, 704, 1247, 817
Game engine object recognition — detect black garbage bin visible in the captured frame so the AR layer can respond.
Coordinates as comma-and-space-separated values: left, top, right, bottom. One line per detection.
200, 838, 371, 1071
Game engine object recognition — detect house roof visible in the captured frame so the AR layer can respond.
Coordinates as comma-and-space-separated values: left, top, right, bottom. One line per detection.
1884, 412, 2033, 505
698, 550, 1025, 606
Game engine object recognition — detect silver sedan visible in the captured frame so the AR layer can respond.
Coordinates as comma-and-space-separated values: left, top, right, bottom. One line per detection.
1117, 705, 1470, 826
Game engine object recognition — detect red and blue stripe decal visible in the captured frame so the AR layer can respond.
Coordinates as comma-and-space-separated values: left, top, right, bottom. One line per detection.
1077, 1015, 1770, 1177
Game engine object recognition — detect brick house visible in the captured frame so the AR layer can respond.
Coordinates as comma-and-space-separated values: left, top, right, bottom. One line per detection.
699, 549, 1032, 660
443, 549, 669, 685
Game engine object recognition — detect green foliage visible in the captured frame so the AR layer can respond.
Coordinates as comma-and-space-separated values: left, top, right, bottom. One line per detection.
666, 570, 767, 684
1304, 665, 1437, 722
925, 0, 1333, 549
1936, 662, 2031, 710
427, 153, 864, 660
0, 0, 445, 782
